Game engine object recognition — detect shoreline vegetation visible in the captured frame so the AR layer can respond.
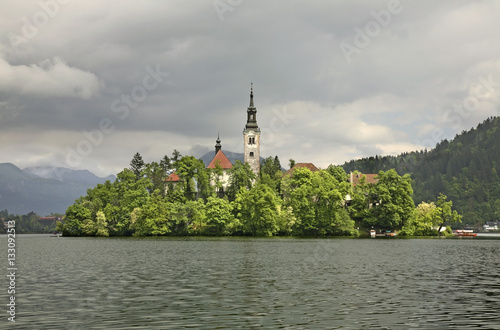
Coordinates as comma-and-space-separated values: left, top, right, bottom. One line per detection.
6, 232, 500, 239
55, 152, 463, 238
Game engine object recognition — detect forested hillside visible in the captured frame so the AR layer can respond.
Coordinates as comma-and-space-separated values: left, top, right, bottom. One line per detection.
342, 116, 500, 226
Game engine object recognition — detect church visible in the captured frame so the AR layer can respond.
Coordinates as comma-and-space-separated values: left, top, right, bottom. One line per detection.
206, 84, 261, 192
165, 84, 261, 194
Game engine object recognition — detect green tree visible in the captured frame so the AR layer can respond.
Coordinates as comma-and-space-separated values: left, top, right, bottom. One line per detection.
165, 181, 186, 204
130, 190, 170, 236
401, 195, 462, 236
85, 180, 114, 214
210, 160, 224, 195
283, 167, 356, 236
169, 199, 206, 235
175, 156, 213, 201
283, 167, 316, 234
260, 156, 283, 194
326, 165, 349, 186
104, 169, 152, 235
145, 161, 166, 195
435, 194, 462, 235
195, 161, 214, 201
400, 202, 438, 236
130, 152, 145, 180
160, 154, 172, 174
312, 170, 356, 235
234, 183, 280, 236
348, 173, 374, 225
184, 199, 206, 234
205, 197, 236, 235
63, 203, 92, 236
226, 160, 256, 201
95, 211, 109, 237
171, 149, 182, 168
364, 169, 414, 231
81, 219, 96, 236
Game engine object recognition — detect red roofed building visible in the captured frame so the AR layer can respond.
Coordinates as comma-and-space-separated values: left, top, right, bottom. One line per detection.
345, 172, 379, 206
283, 163, 319, 177
164, 172, 181, 194
207, 135, 233, 194
349, 172, 379, 186
207, 136, 233, 170
165, 173, 180, 182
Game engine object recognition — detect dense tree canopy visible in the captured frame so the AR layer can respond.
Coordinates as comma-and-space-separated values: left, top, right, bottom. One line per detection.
282, 167, 357, 236
0, 210, 61, 234
60, 151, 462, 237
226, 160, 255, 202
342, 116, 500, 227
363, 169, 414, 231
399, 194, 461, 236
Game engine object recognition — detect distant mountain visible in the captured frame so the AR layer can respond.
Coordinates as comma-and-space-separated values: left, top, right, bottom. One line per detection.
341, 116, 500, 226
23, 166, 115, 185
0, 163, 115, 215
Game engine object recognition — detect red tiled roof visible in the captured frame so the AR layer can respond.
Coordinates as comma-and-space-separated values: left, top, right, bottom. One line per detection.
207, 150, 233, 169
165, 173, 180, 182
283, 163, 319, 176
39, 217, 58, 221
350, 173, 378, 185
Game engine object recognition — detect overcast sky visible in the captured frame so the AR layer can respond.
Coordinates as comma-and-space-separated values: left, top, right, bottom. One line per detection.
1, 0, 499, 177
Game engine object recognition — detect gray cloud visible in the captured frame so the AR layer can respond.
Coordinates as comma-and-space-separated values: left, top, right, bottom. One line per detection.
1, 0, 500, 176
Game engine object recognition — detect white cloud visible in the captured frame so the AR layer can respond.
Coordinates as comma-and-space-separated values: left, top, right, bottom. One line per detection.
0, 56, 102, 99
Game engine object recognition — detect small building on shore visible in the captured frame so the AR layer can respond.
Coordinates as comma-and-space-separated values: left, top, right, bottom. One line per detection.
483, 222, 499, 231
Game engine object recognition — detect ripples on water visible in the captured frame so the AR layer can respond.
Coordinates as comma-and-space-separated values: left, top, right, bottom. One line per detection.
1, 235, 499, 329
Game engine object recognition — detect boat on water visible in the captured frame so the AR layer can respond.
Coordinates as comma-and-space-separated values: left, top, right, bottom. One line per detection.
370, 230, 397, 237
455, 230, 477, 237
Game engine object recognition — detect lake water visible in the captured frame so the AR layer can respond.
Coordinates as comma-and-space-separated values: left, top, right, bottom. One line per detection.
1, 235, 500, 329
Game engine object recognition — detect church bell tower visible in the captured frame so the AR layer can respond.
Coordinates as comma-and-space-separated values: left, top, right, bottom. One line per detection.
243, 83, 260, 176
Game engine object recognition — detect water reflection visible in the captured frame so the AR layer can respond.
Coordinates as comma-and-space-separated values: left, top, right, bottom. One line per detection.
2, 236, 499, 328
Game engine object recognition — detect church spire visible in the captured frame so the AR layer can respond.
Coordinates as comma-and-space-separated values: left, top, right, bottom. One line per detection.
249, 82, 254, 108
215, 133, 221, 155
245, 83, 258, 130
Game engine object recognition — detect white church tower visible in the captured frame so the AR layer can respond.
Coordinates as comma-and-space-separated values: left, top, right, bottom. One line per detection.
243, 83, 261, 176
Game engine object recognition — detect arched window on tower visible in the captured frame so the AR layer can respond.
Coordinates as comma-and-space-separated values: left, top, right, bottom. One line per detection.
249, 152, 254, 157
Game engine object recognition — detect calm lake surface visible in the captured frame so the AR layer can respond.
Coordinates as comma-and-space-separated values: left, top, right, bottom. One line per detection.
1, 235, 499, 329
